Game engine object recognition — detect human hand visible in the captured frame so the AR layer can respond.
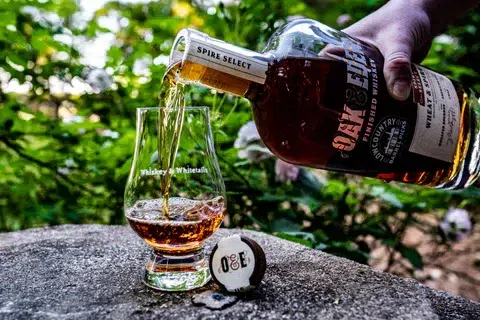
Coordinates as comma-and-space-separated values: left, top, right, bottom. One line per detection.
343, 1, 432, 101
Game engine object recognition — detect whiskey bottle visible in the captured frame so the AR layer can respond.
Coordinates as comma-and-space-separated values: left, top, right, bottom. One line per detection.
168, 18, 480, 189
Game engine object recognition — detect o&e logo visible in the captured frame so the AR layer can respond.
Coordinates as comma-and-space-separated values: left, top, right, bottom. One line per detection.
218, 251, 251, 274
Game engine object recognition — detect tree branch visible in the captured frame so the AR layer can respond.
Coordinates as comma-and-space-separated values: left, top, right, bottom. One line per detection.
217, 153, 253, 189
0, 137, 97, 196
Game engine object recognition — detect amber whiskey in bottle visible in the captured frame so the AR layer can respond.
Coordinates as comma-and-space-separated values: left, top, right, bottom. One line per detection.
168, 19, 480, 189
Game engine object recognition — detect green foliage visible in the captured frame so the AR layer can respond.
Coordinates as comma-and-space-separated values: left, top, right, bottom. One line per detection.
0, 0, 479, 273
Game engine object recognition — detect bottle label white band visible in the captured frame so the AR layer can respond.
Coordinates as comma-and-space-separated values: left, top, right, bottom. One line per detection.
186, 39, 268, 84
410, 65, 460, 163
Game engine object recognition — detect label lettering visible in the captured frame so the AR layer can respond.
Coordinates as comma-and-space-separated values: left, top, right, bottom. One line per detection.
195, 45, 253, 71
332, 37, 372, 156
221, 256, 229, 272
346, 63, 369, 90
333, 135, 356, 152
409, 65, 460, 163
426, 97, 433, 128
186, 39, 268, 84
239, 251, 247, 268
218, 251, 250, 273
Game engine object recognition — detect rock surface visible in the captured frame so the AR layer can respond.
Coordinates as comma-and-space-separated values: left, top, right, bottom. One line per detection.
0, 225, 478, 320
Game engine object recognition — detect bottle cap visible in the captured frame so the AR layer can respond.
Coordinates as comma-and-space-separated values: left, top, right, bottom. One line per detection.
209, 235, 266, 293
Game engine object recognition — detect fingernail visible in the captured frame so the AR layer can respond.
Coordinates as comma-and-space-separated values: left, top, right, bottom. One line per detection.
392, 81, 411, 101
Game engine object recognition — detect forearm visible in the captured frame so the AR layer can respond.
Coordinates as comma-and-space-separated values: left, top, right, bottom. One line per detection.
401, 0, 480, 34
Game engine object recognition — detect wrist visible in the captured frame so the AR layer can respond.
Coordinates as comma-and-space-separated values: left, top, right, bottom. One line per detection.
390, 0, 434, 11
392, 0, 479, 34
389, 0, 438, 31
386, 0, 433, 46
410, 0, 439, 30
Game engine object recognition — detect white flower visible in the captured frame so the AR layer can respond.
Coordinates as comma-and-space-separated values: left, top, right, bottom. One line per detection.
57, 167, 71, 175
275, 159, 300, 183
336, 14, 351, 26
194, 0, 241, 8
102, 140, 113, 149
234, 121, 261, 148
434, 34, 458, 45
153, 55, 169, 66
86, 68, 112, 92
65, 158, 77, 168
439, 208, 473, 242
78, 128, 86, 134
133, 57, 152, 76
237, 145, 273, 163
62, 115, 84, 124
234, 121, 272, 163
101, 129, 120, 139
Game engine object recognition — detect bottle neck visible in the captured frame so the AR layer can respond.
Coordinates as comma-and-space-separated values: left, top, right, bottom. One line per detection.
169, 29, 269, 97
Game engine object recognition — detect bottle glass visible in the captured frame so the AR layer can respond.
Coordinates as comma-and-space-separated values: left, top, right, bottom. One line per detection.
169, 19, 480, 189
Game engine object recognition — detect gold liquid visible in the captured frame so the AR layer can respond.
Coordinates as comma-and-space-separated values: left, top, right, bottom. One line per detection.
176, 57, 479, 189
126, 196, 226, 254
179, 60, 251, 96
158, 62, 185, 217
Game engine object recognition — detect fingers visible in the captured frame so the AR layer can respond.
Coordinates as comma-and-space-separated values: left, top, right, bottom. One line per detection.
340, 1, 431, 102
381, 41, 413, 101
345, 22, 416, 102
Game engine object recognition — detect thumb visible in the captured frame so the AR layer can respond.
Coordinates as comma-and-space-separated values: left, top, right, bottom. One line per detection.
381, 42, 413, 101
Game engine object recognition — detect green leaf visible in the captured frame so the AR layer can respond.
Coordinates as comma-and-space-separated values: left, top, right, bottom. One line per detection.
323, 179, 348, 198
370, 186, 404, 208
313, 230, 329, 242
7, 55, 28, 68
270, 218, 301, 232
382, 239, 397, 247
295, 169, 325, 193
31, 30, 50, 52
107, 46, 124, 66
400, 247, 423, 269
276, 232, 314, 248
0, 11, 16, 27
244, 214, 268, 230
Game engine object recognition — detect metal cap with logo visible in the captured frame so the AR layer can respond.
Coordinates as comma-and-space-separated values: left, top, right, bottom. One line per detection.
209, 235, 266, 292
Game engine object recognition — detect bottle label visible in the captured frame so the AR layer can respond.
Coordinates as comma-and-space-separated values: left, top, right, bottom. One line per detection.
308, 34, 462, 176
410, 65, 460, 163
330, 37, 374, 157
186, 39, 268, 84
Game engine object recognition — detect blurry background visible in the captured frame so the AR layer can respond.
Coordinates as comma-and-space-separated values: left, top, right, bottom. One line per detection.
0, 0, 479, 300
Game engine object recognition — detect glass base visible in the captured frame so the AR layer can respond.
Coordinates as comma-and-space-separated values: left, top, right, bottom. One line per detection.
143, 248, 211, 291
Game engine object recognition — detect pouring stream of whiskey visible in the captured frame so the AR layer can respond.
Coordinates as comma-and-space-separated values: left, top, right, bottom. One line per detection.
158, 62, 185, 218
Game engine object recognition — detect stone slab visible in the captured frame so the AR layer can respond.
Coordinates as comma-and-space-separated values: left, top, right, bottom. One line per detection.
0, 225, 479, 320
